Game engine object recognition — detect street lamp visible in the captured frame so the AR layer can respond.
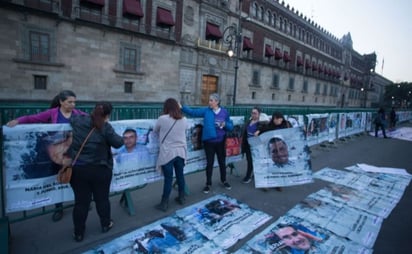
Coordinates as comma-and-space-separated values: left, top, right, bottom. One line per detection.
222, 0, 242, 105
222, 25, 240, 105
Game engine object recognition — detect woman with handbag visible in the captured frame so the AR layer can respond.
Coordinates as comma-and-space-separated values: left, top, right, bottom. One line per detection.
66, 102, 123, 242
153, 98, 188, 211
6, 90, 87, 222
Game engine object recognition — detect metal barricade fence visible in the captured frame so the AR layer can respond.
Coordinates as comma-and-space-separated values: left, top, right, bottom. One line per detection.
0, 102, 375, 253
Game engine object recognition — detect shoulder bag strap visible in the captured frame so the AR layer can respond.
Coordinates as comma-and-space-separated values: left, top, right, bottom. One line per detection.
71, 127, 95, 166
161, 120, 178, 144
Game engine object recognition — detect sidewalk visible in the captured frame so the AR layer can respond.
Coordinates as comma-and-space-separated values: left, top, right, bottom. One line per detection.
8, 124, 412, 254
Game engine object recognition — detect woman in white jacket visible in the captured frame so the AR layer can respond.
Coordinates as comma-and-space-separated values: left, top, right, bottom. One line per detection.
153, 98, 188, 211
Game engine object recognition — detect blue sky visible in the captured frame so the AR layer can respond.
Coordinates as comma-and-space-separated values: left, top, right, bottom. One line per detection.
284, 0, 412, 83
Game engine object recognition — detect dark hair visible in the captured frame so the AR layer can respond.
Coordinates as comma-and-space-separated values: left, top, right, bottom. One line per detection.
272, 111, 285, 120
50, 90, 77, 108
267, 111, 292, 129
91, 102, 113, 129
252, 106, 262, 113
123, 128, 136, 136
268, 137, 287, 147
162, 98, 183, 120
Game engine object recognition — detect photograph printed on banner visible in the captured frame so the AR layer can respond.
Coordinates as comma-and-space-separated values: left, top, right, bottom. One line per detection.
248, 127, 313, 188
286, 192, 382, 249
109, 120, 161, 191
175, 194, 272, 249
3, 123, 75, 212
241, 215, 373, 254
83, 216, 226, 254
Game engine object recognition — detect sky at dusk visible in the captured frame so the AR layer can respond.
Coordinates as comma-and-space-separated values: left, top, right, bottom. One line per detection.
284, 0, 412, 83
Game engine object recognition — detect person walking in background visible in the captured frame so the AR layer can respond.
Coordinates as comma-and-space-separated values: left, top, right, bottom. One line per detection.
389, 107, 397, 131
6, 90, 87, 222
67, 102, 123, 242
241, 106, 268, 184
181, 93, 234, 194
256, 111, 292, 192
153, 98, 188, 212
374, 107, 388, 138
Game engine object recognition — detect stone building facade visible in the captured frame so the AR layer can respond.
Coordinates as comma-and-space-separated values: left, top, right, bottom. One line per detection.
0, 0, 391, 106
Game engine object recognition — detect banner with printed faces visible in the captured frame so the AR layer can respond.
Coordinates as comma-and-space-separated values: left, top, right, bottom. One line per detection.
2, 117, 244, 212
248, 127, 313, 188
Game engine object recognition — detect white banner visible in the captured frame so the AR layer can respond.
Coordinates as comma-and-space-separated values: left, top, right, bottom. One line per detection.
2, 117, 245, 213
248, 127, 313, 188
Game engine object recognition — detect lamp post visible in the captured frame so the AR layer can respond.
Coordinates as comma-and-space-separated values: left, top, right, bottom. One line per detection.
222, 26, 240, 105
222, 0, 242, 105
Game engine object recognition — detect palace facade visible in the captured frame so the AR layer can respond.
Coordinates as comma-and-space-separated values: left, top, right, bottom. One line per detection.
0, 0, 391, 107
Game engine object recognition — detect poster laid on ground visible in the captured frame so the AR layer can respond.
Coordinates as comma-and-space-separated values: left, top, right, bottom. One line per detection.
370, 126, 412, 141
236, 215, 372, 254
248, 127, 313, 188
83, 194, 270, 253
79, 164, 410, 253
175, 194, 272, 249
236, 165, 410, 253
83, 216, 226, 254
2, 117, 244, 213
314, 167, 411, 202
287, 193, 383, 248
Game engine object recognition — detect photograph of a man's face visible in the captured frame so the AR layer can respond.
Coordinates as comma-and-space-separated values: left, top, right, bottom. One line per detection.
268, 137, 289, 165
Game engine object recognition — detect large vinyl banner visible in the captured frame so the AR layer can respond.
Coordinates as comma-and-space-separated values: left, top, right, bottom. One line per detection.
2, 117, 244, 213
305, 113, 329, 146
248, 127, 313, 188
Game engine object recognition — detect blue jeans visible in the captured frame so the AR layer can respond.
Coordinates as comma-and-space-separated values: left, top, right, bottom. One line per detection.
161, 156, 185, 199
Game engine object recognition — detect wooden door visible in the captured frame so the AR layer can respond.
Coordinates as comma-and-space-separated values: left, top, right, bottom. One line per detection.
201, 75, 218, 104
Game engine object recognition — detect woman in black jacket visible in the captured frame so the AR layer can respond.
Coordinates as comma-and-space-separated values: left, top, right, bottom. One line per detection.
67, 102, 123, 242
241, 107, 268, 183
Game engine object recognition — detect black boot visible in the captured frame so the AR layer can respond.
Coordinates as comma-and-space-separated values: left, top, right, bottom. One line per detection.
175, 192, 186, 205
155, 197, 169, 212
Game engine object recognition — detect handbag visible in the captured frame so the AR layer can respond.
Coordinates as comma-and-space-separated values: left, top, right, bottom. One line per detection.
57, 127, 95, 183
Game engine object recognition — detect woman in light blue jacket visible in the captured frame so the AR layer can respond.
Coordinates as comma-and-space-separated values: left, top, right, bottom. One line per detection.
181, 93, 233, 194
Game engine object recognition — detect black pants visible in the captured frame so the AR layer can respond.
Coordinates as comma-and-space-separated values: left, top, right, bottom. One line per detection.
244, 142, 254, 179
203, 140, 227, 186
375, 123, 387, 137
70, 165, 112, 235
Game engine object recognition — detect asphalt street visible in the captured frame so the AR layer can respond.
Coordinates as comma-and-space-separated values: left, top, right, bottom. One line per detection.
7, 123, 412, 254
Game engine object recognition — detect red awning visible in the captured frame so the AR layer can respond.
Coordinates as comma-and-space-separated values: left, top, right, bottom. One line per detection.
283, 51, 291, 62
274, 48, 282, 60
296, 56, 303, 66
81, 0, 104, 6
123, 0, 144, 18
312, 62, 317, 71
206, 23, 222, 41
242, 37, 253, 51
156, 7, 175, 27
305, 59, 311, 69
265, 45, 274, 57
